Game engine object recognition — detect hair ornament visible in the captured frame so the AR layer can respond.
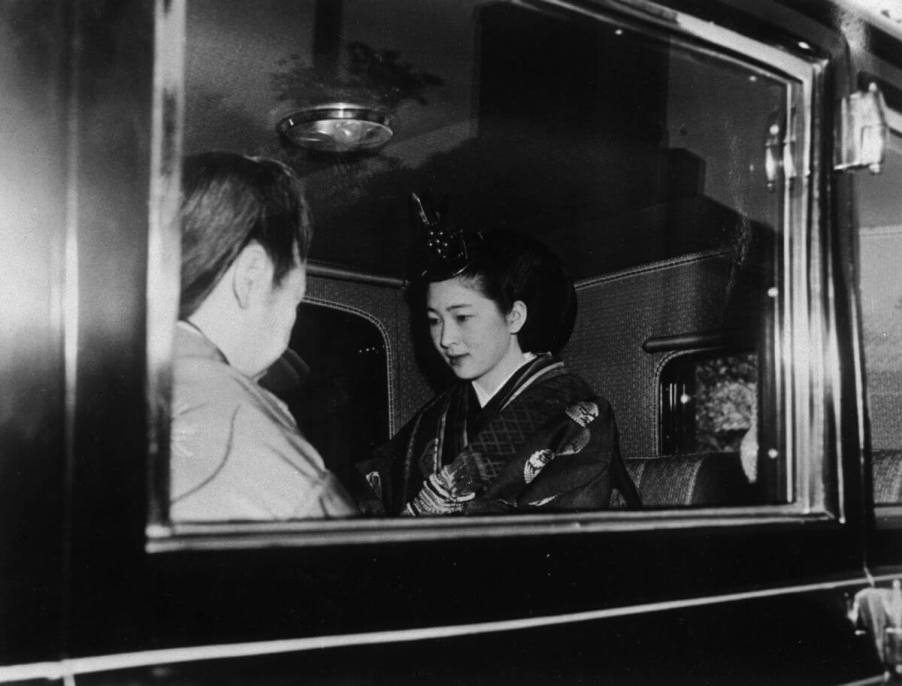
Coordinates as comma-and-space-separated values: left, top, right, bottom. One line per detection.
410, 191, 477, 281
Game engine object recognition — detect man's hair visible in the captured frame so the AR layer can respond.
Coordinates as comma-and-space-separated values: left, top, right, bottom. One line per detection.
178, 151, 312, 318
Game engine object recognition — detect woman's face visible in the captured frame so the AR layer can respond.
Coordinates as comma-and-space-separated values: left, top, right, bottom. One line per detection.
426, 276, 525, 392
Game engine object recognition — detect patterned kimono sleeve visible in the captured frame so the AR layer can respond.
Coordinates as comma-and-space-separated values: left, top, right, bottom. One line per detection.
478, 397, 622, 511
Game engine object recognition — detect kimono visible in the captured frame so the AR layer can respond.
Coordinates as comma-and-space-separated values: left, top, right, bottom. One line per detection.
364, 354, 639, 515
170, 322, 357, 521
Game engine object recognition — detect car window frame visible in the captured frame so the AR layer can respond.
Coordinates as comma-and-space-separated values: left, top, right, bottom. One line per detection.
145, 0, 840, 552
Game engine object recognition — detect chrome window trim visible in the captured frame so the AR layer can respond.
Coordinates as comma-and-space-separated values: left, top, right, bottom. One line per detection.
0, 570, 872, 683
146, 0, 185, 525
147, 0, 840, 545
150, 506, 840, 551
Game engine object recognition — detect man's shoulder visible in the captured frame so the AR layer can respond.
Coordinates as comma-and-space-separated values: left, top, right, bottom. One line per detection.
172, 352, 257, 414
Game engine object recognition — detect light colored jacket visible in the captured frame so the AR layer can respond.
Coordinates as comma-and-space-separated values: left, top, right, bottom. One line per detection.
170, 322, 357, 521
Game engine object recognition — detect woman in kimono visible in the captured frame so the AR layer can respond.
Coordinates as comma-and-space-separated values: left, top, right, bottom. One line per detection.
360, 195, 639, 516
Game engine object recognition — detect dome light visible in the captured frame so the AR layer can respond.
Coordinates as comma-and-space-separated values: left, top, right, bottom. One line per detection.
277, 103, 393, 152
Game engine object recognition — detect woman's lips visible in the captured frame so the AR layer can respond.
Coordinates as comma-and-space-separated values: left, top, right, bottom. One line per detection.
446, 353, 467, 366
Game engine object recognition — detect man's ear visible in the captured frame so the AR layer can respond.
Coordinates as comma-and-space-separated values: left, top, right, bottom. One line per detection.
508, 300, 527, 334
231, 242, 270, 309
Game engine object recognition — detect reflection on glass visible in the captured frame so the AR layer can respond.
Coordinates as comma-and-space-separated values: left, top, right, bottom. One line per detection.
175, 0, 791, 520
858, 143, 902, 505
260, 302, 389, 490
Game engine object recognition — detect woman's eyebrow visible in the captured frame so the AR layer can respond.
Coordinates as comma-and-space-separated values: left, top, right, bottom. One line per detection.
427, 303, 473, 313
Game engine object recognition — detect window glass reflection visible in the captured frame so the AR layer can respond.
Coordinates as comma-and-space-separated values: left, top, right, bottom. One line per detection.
174, 1, 792, 521
858, 142, 902, 505
260, 302, 389, 490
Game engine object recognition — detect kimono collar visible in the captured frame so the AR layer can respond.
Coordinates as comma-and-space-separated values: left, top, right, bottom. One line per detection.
472, 352, 537, 408
176, 320, 229, 365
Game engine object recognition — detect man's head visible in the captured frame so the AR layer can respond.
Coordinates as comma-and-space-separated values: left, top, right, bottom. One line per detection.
179, 152, 312, 317
178, 152, 312, 377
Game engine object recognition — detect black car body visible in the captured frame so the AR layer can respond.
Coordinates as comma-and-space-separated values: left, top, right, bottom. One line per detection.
2, 0, 902, 683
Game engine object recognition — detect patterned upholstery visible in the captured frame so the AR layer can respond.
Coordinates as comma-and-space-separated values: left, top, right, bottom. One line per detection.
611, 452, 751, 508
567, 252, 734, 459
873, 449, 902, 504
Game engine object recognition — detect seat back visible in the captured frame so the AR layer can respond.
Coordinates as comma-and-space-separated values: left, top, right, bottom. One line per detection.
873, 449, 902, 504
611, 452, 751, 508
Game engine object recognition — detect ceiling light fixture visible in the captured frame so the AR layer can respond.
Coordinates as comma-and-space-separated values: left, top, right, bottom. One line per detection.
276, 103, 393, 152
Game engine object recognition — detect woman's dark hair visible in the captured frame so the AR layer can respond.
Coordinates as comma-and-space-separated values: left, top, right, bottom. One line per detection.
178, 151, 312, 318
429, 230, 577, 355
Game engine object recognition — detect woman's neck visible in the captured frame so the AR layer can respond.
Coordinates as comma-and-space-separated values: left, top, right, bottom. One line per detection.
472, 351, 537, 407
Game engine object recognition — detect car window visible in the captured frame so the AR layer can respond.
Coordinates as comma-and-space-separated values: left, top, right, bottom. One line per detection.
857, 139, 902, 505
661, 353, 757, 456
151, 0, 820, 534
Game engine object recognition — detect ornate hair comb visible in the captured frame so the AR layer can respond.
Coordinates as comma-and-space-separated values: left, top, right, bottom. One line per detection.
409, 191, 475, 281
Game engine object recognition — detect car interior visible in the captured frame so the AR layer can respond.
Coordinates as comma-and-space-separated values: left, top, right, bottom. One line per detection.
162, 0, 902, 522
